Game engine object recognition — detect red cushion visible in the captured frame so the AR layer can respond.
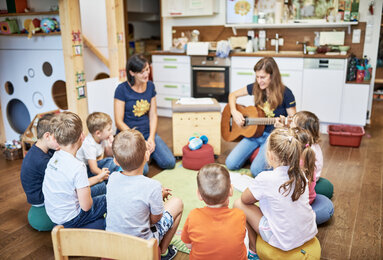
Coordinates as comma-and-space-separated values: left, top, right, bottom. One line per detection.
182, 144, 215, 171
249, 147, 260, 163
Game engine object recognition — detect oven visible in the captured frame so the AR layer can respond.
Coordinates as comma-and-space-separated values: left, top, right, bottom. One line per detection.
191, 56, 230, 103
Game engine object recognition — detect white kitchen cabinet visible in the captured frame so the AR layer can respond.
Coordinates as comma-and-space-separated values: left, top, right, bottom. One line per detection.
340, 83, 369, 125
152, 55, 191, 117
162, 0, 217, 17
301, 59, 346, 123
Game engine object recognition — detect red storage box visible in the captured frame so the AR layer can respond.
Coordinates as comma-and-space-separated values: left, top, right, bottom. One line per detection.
327, 125, 365, 148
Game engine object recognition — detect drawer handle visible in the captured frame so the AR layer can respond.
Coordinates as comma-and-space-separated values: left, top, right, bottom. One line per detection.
165, 97, 178, 101
237, 72, 253, 75
164, 85, 178, 89
164, 65, 177, 69
163, 58, 177, 61
281, 73, 290, 77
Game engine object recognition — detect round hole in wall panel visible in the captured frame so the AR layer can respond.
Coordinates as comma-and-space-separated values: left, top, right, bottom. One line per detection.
51, 80, 68, 110
5, 81, 14, 95
42, 62, 53, 77
28, 68, 35, 78
24, 76, 28, 82
94, 72, 110, 80
32, 92, 44, 108
6, 99, 31, 134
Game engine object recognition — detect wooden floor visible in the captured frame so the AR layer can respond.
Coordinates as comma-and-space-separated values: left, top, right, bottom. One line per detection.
0, 101, 382, 260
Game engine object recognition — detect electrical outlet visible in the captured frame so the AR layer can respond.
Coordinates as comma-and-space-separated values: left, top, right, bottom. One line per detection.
352, 29, 361, 43
279, 38, 284, 46
271, 39, 276, 46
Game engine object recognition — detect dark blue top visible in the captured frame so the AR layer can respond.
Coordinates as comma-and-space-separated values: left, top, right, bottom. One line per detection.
20, 144, 55, 205
114, 81, 157, 139
246, 83, 296, 133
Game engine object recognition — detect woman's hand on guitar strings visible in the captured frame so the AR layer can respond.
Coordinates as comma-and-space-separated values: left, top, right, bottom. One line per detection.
231, 109, 245, 126
274, 115, 292, 128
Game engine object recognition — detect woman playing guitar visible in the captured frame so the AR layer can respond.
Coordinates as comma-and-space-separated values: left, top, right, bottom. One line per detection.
225, 57, 296, 177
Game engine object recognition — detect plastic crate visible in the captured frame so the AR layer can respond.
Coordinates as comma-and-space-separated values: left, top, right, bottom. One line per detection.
327, 125, 365, 148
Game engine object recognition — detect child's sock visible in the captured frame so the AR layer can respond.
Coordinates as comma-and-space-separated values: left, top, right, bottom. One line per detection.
161, 249, 168, 256
248, 249, 259, 260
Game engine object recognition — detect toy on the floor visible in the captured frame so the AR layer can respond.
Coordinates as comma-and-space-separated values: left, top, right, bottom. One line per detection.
182, 143, 215, 171
188, 134, 208, 150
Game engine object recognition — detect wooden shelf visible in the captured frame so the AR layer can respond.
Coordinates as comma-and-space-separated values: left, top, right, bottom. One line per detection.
0, 32, 61, 37
0, 11, 59, 17
346, 80, 371, 85
225, 21, 358, 29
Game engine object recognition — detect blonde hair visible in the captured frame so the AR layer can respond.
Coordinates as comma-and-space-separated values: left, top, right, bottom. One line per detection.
36, 113, 55, 139
252, 57, 284, 110
112, 129, 147, 171
197, 163, 231, 206
292, 127, 317, 183
50, 112, 83, 146
86, 112, 112, 134
293, 111, 320, 144
267, 127, 307, 201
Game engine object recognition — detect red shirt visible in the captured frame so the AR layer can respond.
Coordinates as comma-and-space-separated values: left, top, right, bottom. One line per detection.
181, 206, 247, 260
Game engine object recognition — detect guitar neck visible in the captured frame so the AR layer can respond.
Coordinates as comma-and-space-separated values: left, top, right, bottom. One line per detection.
245, 117, 277, 126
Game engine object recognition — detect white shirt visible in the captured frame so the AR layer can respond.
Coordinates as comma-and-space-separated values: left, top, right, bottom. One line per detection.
312, 143, 323, 181
249, 166, 317, 251
43, 150, 89, 224
76, 133, 106, 165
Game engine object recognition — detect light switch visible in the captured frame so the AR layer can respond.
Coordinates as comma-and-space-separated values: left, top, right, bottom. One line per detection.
352, 29, 361, 44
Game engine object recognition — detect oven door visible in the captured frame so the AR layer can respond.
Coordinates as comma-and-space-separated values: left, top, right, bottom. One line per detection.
192, 66, 229, 102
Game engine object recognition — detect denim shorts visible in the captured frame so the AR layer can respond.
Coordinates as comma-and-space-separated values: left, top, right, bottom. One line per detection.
259, 216, 273, 243
151, 211, 173, 243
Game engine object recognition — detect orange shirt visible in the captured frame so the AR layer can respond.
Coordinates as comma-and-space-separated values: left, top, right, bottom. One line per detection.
181, 206, 247, 260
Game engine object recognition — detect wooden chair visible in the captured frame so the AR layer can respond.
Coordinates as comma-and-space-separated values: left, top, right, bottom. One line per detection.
51, 225, 159, 260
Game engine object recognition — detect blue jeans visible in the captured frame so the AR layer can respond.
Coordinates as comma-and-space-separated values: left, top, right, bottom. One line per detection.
311, 194, 334, 225
90, 182, 106, 197
225, 132, 270, 177
143, 134, 175, 175
61, 194, 106, 230
87, 157, 120, 178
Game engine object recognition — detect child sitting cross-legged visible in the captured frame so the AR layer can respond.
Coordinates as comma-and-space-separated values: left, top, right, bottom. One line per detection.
76, 112, 120, 178
43, 112, 107, 229
181, 163, 248, 260
106, 129, 183, 260
20, 113, 59, 231
234, 127, 318, 259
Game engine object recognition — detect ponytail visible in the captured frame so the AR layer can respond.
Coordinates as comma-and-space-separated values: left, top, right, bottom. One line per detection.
293, 127, 316, 184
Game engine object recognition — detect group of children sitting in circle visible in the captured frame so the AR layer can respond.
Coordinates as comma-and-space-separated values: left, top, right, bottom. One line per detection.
20, 108, 334, 260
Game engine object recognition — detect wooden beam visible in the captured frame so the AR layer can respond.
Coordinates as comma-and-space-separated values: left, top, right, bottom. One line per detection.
105, 0, 127, 82
83, 35, 110, 68
58, 0, 88, 129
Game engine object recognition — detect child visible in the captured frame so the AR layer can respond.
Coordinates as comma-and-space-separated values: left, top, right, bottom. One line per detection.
76, 112, 119, 177
234, 127, 317, 257
20, 113, 59, 231
291, 112, 334, 224
106, 129, 183, 260
291, 111, 334, 199
181, 163, 247, 260
43, 112, 107, 229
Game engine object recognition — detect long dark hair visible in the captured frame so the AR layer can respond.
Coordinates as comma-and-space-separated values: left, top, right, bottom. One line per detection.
126, 54, 148, 86
252, 57, 284, 110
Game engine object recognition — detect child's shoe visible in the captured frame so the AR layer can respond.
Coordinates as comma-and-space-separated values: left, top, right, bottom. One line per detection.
248, 250, 260, 260
161, 245, 178, 260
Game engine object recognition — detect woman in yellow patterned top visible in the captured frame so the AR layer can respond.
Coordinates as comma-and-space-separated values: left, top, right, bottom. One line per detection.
225, 57, 296, 177
114, 54, 175, 175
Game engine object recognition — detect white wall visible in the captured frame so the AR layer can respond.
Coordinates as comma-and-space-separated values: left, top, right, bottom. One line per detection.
79, 0, 110, 81
359, 0, 383, 121
162, 0, 225, 50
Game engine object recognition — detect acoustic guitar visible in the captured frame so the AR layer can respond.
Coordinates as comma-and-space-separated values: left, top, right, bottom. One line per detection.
221, 104, 285, 142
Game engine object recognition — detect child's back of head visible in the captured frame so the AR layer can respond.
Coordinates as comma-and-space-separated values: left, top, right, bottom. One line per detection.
112, 129, 147, 171
293, 111, 320, 144
86, 112, 112, 134
197, 163, 231, 206
50, 112, 83, 146
267, 127, 308, 201
36, 113, 55, 139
